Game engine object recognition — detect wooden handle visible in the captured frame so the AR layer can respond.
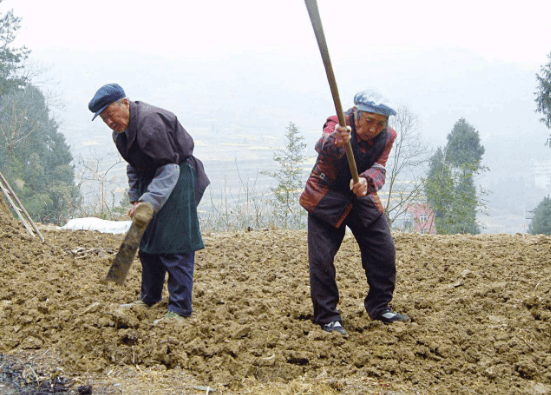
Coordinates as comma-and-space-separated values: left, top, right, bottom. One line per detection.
304, 0, 359, 183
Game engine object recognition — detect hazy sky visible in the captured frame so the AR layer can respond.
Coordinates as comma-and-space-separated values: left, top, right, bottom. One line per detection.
10, 0, 551, 67
5, 0, 551, 160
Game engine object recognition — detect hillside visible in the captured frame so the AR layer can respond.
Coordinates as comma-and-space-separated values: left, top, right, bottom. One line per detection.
1, 199, 551, 394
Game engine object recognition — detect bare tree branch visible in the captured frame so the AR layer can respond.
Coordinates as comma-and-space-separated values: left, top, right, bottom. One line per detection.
383, 106, 431, 228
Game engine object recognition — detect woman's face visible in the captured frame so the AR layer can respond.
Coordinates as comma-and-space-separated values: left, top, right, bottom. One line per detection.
355, 111, 388, 141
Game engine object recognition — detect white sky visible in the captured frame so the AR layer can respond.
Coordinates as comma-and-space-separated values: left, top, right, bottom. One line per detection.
8, 0, 551, 68
6, 0, 551, 163
4, 0, 551, 155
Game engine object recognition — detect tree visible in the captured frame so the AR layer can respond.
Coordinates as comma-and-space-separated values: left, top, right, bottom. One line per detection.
0, 85, 47, 165
536, 52, 551, 134
383, 106, 430, 228
0, 84, 78, 224
424, 148, 454, 229
0, 5, 77, 225
424, 119, 486, 234
74, 149, 126, 219
263, 122, 307, 229
528, 196, 551, 235
445, 118, 485, 168
0, 1, 29, 96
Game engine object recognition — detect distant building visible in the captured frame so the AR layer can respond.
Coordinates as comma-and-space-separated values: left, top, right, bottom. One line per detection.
404, 203, 436, 234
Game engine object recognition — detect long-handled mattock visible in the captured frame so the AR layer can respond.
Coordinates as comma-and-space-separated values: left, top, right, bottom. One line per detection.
304, 0, 359, 183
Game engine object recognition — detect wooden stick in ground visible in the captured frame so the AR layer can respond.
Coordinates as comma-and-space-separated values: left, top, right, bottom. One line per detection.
0, 171, 45, 242
0, 176, 36, 238
304, 0, 359, 183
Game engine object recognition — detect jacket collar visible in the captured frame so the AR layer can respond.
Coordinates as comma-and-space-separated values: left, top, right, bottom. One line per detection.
124, 100, 138, 150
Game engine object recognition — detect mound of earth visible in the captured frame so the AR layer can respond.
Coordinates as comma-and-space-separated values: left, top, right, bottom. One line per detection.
1, 199, 551, 394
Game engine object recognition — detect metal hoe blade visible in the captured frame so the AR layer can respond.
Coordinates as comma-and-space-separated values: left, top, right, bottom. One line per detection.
105, 203, 154, 285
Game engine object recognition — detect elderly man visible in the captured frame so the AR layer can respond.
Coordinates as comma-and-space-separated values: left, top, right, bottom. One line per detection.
300, 90, 409, 336
88, 83, 209, 324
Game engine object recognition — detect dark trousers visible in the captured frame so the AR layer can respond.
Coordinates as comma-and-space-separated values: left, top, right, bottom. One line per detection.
308, 211, 396, 325
138, 251, 195, 317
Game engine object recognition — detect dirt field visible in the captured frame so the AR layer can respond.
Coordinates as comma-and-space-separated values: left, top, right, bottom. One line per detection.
2, 199, 551, 395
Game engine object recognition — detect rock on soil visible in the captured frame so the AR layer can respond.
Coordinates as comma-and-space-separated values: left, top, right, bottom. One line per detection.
1, 199, 551, 394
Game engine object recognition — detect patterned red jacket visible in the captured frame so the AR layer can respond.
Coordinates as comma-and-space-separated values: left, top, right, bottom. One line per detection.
300, 109, 397, 228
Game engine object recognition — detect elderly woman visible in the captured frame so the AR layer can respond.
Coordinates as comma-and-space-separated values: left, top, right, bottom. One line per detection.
300, 90, 409, 336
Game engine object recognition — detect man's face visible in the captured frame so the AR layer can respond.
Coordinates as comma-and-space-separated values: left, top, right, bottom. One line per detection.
355, 111, 388, 141
100, 99, 130, 133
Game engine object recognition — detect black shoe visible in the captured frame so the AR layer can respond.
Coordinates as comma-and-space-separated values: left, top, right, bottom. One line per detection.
376, 309, 410, 323
322, 320, 348, 336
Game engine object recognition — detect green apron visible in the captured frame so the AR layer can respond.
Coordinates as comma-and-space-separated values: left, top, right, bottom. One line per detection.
138, 162, 204, 255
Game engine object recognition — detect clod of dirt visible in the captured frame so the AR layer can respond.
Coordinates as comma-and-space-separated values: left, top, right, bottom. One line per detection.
2, 198, 551, 394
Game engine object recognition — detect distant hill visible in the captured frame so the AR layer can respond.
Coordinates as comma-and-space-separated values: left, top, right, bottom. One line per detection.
31, 47, 551, 232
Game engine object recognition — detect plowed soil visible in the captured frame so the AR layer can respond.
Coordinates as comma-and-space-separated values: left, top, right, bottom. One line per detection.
2, 198, 551, 395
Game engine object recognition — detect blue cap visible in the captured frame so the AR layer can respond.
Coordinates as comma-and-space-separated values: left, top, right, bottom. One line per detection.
354, 89, 396, 117
88, 83, 126, 120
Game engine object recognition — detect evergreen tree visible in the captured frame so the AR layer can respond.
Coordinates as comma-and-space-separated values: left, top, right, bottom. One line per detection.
0, 85, 78, 224
0, 1, 29, 96
263, 122, 307, 229
445, 118, 485, 168
424, 148, 454, 231
0, 4, 78, 225
528, 196, 551, 235
424, 119, 486, 234
536, 52, 551, 132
